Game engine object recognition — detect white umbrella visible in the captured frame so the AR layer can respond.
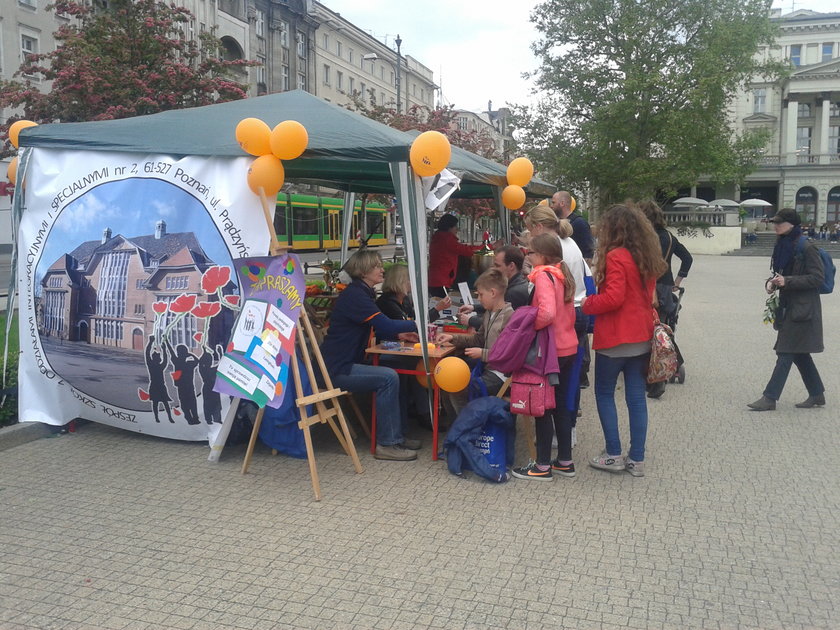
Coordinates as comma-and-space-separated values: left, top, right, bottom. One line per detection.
739, 198, 772, 207
709, 198, 740, 207
672, 196, 709, 206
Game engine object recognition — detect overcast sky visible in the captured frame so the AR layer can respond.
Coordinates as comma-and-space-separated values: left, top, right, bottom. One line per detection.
322, 0, 840, 114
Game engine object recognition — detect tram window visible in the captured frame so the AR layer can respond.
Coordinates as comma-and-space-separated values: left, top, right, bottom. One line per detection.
275, 204, 288, 236
293, 207, 318, 235
323, 211, 331, 237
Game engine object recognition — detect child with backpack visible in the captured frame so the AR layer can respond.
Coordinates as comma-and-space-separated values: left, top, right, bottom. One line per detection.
437, 269, 514, 415
510, 233, 579, 481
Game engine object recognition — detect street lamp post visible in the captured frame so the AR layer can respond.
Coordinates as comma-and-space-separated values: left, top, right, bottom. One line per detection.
395, 34, 402, 114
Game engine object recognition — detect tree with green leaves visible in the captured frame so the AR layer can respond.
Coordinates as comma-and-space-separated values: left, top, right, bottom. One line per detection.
513, 0, 784, 208
1, 0, 253, 142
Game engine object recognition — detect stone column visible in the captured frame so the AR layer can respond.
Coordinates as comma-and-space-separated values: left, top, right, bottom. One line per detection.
819, 96, 831, 165
785, 98, 798, 166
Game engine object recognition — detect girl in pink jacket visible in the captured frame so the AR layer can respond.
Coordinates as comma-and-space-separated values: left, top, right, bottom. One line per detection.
512, 233, 579, 482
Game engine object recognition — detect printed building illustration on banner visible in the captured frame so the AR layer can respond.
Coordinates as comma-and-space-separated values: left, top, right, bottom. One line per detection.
38, 220, 233, 354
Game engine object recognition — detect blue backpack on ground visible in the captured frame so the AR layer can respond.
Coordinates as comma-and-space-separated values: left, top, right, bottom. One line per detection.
797, 236, 835, 294
444, 397, 515, 483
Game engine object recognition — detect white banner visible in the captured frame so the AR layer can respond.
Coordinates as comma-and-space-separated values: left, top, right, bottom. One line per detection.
17, 150, 268, 441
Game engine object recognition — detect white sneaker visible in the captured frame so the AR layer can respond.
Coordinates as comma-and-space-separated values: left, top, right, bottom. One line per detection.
625, 458, 645, 477
589, 451, 624, 473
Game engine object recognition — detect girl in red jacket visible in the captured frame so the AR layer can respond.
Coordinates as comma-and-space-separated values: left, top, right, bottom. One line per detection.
581, 205, 666, 478
511, 233, 579, 481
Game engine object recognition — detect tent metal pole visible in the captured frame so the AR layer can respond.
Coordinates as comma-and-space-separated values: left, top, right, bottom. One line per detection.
339, 192, 356, 267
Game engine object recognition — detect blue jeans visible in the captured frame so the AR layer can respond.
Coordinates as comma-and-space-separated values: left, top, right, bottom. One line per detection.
763, 352, 824, 401
333, 364, 405, 446
594, 352, 650, 462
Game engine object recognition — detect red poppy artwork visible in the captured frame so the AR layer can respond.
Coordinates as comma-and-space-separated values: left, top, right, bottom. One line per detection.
169, 293, 197, 313
191, 302, 222, 318
138, 388, 150, 401
201, 266, 232, 294
193, 332, 203, 343
224, 295, 240, 307
152, 302, 168, 314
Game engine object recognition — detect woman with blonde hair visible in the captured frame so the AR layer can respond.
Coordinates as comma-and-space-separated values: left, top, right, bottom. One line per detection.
376, 264, 451, 322
581, 204, 667, 477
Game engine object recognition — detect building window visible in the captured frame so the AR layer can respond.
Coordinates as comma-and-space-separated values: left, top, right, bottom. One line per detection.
44, 292, 66, 336
831, 102, 840, 117
798, 103, 811, 118
796, 126, 812, 154
323, 64, 330, 86
255, 10, 265, 38
296, 32, 306, 59
48, 275, 63, 288
336, 41, 342, 57
257, 55, 266, 85
753, 88, 766, 114
135, 278, 144, 289
790, 44, 801, 67
823, 43, 834, 63
830, 126, 840, 155
336, 71, 343, 91
19, 0, 37, 7
458, 116, 468, 131
349, 77, 355, 93
322, 33, 328, 49
21, 33, 38, 64
348, 49, 354, 64
165, 275, 189, 291
97, 251, 129, 319
380, 66, 385, 80
380, 91, 385, 105
280, 21, 289, 48
134, 303, 145, 315
297, 72, 306, 90
795, 186, 818, 223
360, 81, 366, 98
281, 65, 290, 91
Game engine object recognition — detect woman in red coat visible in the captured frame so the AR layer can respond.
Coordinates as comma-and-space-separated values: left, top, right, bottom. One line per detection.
581, 204, 666, 478
428, 214, 482, 298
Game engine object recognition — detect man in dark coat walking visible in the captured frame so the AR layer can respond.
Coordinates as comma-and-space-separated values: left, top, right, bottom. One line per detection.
748, 209, 826, 411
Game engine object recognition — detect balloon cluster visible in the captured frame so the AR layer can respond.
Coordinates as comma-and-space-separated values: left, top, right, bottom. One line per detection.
409, 130, 451, 177
235, 118, 309, 197
502, 157, 534, 210
5, 120, 38, 188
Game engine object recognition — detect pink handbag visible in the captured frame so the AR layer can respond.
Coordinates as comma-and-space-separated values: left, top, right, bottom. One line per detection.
509, 369, 555, 417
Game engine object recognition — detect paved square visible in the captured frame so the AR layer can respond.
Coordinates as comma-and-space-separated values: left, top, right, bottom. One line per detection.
2, 255, 839, 629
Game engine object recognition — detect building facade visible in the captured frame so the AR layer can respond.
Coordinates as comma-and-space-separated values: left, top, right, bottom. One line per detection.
453, 102, 514, 162
729, 9, 840, 224
311, 1, 435, 110
39, 221, 233, 354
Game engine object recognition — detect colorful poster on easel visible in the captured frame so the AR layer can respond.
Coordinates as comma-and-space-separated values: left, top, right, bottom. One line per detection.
213, 253, 305, 408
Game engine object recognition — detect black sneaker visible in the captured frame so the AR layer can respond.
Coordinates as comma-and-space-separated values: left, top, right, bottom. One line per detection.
550, 460, 576, 478
511, 462, 553, 482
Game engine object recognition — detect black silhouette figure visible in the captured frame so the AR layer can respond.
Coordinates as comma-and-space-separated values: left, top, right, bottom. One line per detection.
144, 336, 174, 423
166, 340, 201, 425
198, 344, 224, 424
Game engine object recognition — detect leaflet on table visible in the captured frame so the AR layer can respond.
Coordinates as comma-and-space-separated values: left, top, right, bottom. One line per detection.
213, 254, 305, 408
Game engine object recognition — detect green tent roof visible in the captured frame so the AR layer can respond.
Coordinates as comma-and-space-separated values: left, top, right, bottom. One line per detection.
19, 90, 554, 199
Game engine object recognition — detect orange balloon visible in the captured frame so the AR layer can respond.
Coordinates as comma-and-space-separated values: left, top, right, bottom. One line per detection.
235, 118, 272, 156
247, 155, 284, 197
506, 157, 534, 187
570, 196, 577, 212
433, 356, 471, 393
6, 157, 18, 184
410, 131, 451, 177
9, 120, 38, 149
415, 359, 434, 388
270, 120, 309, 160
501, 185, 526, 210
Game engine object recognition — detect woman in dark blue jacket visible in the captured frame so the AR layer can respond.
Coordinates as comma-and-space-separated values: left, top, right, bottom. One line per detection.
320, 251, 420, 460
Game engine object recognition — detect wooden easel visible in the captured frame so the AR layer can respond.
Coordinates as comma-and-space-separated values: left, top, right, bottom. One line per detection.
239, 190, 363, 501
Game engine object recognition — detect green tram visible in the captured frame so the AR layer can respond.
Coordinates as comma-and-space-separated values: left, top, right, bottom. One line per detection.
274, 193, 392, 251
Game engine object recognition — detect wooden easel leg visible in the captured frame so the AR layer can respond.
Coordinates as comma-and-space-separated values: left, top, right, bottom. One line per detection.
301, 422, 322, 501
241, 406, 267, 475
207, 397, 240, 462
